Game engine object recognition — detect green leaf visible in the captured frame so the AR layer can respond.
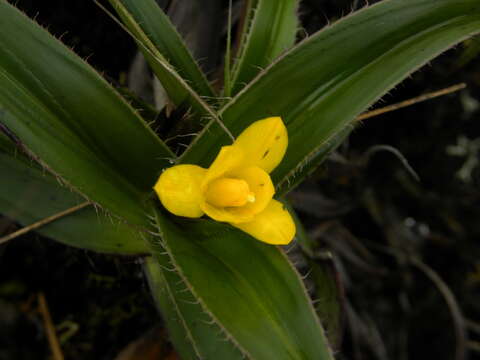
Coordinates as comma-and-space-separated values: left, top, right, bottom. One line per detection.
228, 0, 258, 89
0, 140, 148, 254
230, 0, 299, 95
150, 210, 334, 360
143, 257, 201, 360
223, 0, 234, 97
105, 0, 220, 121
107, 0, 214, 99
0, 2, 174, 226
105, 0, 235, 142
278, 124, 352, 197
144, 256, 246, 360
181, 0, 480, 195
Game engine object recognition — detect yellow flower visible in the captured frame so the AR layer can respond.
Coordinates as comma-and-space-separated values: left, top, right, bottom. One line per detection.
153, 117, 296, 245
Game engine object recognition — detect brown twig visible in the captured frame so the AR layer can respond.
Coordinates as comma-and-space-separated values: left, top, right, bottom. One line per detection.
0, 202, 91, 245
356, 83, 467, 121
38, 292, 64, 360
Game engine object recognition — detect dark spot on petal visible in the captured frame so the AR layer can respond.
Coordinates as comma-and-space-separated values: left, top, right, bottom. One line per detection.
275, 135, 281, 140
262, 149, 270, 159
260, 183, 265, 187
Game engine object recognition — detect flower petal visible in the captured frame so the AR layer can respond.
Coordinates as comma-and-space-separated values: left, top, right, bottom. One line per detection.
154, 164, 206, 218
201, 145, 245, 190
228, 166, 275, 218
200, 201, 254, 223
232, 199, 296, 245
233, 116, 288, 173
200, 145, 257, 223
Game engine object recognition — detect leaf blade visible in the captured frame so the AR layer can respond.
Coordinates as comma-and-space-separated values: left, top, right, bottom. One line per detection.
105, 0, 232, 139
181, 0, 480, 195
230, 0, 299, 95
144, 256, 247, 360
110, 0, 215, 98
0, 136, 148, 254
0, 2, 174, 225
151, 211, 334, 360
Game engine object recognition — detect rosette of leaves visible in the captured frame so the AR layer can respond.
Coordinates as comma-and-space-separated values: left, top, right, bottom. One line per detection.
1, 0, 479, 358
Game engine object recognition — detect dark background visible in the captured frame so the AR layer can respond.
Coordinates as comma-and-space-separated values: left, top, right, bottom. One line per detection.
1, 0, 479, 359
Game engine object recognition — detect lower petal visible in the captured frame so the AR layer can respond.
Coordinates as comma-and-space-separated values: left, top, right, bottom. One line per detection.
154, 164, 206, 218
200, 201, 254, 223
231, 199, 296, 245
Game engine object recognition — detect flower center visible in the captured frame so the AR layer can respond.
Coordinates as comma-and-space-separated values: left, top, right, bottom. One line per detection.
205, 177, 256, 208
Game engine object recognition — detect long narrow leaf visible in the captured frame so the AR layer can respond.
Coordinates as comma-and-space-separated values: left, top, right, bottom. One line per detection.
0, 136, 148, 254
144, 256, 246, 359
143, 257, 202, 360
0, 2, 174, 225
150, 210, 334, 360
278, 124, 352, 196
181, 0, 480, 195
108, 0, 214, 99
105, 0, 232, 139
230, 0, 299, 95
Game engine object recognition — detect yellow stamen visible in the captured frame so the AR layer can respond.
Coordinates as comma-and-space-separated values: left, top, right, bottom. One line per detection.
205, 178, 254, 207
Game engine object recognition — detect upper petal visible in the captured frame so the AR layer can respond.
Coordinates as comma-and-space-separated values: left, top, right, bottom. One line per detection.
201, 145, 245, 191
154, 164, 206, 218
231, 199, 296, 245
200, 145, 256, 223
233, 116, 288, 173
